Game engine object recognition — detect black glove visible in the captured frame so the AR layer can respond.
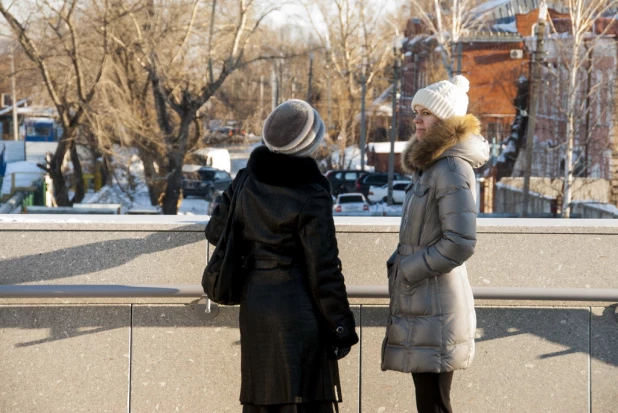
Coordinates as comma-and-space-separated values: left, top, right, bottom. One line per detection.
333, 346, 351, 360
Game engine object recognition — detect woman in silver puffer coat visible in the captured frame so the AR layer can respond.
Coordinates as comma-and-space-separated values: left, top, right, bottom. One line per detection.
381, 75, 490, 413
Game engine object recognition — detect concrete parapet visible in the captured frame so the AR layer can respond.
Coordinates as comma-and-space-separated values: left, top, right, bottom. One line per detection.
0, 216, 617, 412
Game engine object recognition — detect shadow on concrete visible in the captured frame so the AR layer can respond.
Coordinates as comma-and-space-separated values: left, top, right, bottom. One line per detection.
0, 305, 131, 347
360, 306, 618, 368
0, 225, 205, 284
2, 305, 617, 369
0, 304, 239, 348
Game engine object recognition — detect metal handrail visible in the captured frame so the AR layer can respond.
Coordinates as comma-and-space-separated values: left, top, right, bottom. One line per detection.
0, 285, 617, 301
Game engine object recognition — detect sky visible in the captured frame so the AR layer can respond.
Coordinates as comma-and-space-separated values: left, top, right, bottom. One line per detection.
264, 0, 408, 33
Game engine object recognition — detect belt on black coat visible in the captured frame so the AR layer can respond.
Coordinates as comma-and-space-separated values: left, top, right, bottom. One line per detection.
243, 255, 302, 270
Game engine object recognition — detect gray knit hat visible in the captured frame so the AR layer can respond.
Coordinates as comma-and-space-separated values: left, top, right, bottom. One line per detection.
262, 99, 325, 157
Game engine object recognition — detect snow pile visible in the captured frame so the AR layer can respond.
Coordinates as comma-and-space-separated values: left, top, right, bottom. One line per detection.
81, 147, 152, 213
370, 202, 403, 216
81, 145, 212, 215
178, 198, 210, 216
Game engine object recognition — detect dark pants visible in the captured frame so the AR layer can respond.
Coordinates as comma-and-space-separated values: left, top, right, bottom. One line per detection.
411, 372, 454, 413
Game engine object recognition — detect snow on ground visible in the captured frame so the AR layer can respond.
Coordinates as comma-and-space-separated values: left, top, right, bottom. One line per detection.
1, 161, 46, 196
81, 148, 153, 213
178, 197, 210, 216
371, 202, 403, 214
334, 202, 402, 217
76, 142, 401, 216
81, 145, 215, 215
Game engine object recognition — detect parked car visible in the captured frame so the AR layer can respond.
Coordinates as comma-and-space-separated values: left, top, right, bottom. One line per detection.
355, 172, 410, 199
324, 170, 366, 196
333, 193, 370, 214
367, 180, 411, 204
181, 165, 232, 200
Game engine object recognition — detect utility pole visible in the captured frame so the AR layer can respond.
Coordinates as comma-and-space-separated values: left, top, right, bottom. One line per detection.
10, 43, 19, 141
307, 53, 313, 104
522, 4, 547, 217
360, 45, 368, 171
326, 48, 333, 131
583, 39, 593, 178
271, 63, 278, 111
259, 75, 264, 119
387, 46, 401, 205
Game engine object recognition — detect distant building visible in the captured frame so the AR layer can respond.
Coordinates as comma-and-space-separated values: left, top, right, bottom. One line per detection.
0, 100, 60, 142
529, 35, 616, 180
399, 1, 572, 146
400, 0, 617, 182
366, 141, 408, 174
24, 117, 58, 142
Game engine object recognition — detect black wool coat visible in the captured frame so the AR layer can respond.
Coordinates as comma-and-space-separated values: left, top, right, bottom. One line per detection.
205, 145, 358, 405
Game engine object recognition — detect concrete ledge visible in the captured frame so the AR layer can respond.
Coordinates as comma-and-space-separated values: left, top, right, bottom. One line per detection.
2, 215, 618, 233
1, 215, 617, 411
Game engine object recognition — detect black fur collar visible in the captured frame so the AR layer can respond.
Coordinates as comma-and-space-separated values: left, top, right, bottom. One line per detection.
247, 145, 331, 192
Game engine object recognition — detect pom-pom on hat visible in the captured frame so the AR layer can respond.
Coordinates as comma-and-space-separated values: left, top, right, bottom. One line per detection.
411, 75, 470, 120
262, 99, 325, 157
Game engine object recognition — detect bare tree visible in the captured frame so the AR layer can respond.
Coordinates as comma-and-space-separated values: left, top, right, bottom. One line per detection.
302, 0, 404, 161
0, 0, 112, 206
108, 0, 282, 214
554, 0, 618, 217
407, 0, 490, 76
94, 13, 167, 206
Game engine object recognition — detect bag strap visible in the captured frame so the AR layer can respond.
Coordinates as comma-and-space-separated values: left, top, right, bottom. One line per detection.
220, 169, 249, 240
205, 170, 249, 265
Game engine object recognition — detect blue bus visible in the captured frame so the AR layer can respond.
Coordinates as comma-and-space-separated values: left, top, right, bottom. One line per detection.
24, 118, 58, 142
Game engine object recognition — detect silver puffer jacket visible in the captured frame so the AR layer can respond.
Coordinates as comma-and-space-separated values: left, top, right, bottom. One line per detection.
381, 114, 490, 373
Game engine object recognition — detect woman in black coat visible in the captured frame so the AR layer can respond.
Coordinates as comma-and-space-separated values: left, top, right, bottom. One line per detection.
205, 99, 359, 413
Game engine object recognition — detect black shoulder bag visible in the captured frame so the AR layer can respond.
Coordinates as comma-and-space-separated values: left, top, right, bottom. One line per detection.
201, 171, 249, 305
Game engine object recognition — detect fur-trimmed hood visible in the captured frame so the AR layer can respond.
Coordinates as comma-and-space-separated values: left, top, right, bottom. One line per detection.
402, 114, 489, 173
247, 145, 331, 192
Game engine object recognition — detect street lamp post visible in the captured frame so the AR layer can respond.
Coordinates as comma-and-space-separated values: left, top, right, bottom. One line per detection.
307, 53, 313, 104
522, 3, 547, 217
326, 48, 332, 131
271, 63, 278, 111
262, 46, 284, 111
387, 45, 401, 205
359, 46, 368, 171
10, 43, 19, 141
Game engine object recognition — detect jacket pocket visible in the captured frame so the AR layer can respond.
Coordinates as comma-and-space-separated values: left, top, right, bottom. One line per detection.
396, 270, 434, 316
413, 183, 431, 197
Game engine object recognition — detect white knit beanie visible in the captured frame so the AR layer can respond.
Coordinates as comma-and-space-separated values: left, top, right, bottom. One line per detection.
262, 99, 325, 157
411, 75, 470, 119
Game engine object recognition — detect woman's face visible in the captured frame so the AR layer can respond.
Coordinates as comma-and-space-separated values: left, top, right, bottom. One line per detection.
413, 105, 439, 140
